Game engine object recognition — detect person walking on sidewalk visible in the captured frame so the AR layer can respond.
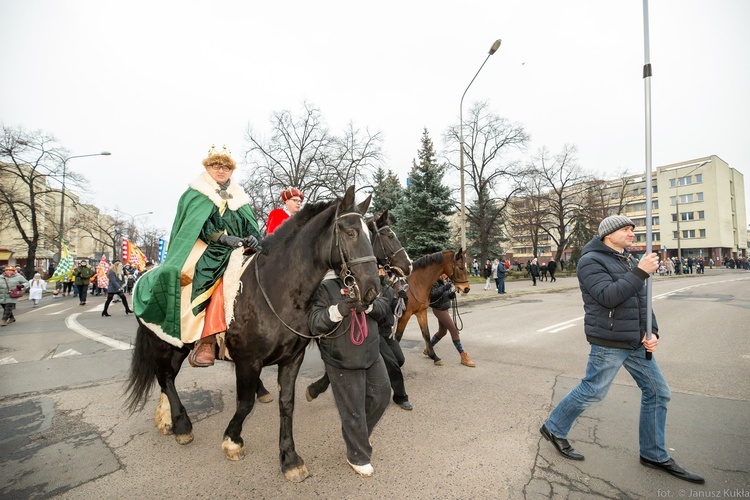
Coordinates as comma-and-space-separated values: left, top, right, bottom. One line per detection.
547, 259, 557, 282
424, 275, 475, 367
28, 273, 47, 307
1, 265, 29, 326
529, 258, 540, 286
539, 215, 704, 484
496, 258, 507, 294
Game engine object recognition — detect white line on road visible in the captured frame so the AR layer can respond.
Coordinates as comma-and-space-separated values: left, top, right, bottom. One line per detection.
65, 313, 132, 350
537, 316, 583, 333
0, 357, 18, 364
53, 349, 81, 358
549, 324, 578, 333
50, 307, 78, 315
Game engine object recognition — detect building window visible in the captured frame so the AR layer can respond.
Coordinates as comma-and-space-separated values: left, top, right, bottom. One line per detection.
682, 230, 696, 239
652, 216, 660, 225
699, 229, 706, 238
652, 232, 660, 241
695, 173, 702, 183
678, 176, 692, 186
673, 231, 679, 239
697, 192, 703, 201
679, 194, 693, 204
652, 200, 659, 209
697, 210, 704, 219
681, 212, 695, 221
670, 179, 676, 188
670, 196, 676, 206
671, 213, 678, 222
652, 185, 658, 193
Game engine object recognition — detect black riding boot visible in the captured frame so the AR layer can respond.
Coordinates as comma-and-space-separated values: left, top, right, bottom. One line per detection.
122, 294, 132, 314
102, 295, 112, 317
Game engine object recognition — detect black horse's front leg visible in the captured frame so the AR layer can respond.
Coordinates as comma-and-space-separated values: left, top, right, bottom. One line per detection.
305, 372, 330, 401
278, 348, 310, 482
221, 357, 261, 461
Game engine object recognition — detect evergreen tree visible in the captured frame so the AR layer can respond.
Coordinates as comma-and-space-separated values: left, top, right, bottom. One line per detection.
392, 129, 453, 258
370, 167, 404, 216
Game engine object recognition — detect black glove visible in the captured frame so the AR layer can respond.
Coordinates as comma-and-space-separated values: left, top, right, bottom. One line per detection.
443, 283, 453, 293
448, 290, 456, 300
218, 234, 244, 248
242, 236, 259, 249
398, 290, 407, 300
337, 297, 359, 316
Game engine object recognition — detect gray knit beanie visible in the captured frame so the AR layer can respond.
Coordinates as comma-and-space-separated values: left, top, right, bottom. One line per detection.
598, 215, 635, 239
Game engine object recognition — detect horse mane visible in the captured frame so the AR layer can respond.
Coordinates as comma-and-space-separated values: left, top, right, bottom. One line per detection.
411, 250, 451, 271
260, 200, 335, 255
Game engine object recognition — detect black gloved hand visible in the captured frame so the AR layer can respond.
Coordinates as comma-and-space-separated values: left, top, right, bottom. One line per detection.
443, 283, 453, 293
242, 236, 259, 249
398, 290, 407, 300
448, 290, 456, 300
337, 297, 359, 317
219, 234, 244, 248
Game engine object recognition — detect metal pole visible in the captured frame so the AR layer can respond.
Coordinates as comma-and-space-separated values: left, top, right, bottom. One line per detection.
58, 159, 67, 249
642, 0, 654, 359
459, 39, 502, 252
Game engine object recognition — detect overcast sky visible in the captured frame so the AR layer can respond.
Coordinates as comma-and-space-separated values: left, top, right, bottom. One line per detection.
2, 0, 748, 233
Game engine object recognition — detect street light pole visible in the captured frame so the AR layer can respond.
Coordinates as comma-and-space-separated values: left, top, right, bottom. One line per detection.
459, 38, 502, 252
114, 209, 153, 242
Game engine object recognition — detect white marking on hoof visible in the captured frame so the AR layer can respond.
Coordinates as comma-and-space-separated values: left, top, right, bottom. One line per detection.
284, 464, 310, 483
154, 393, 173, 435
221, 437, 245, 461
257, 392, 273, 404
175, 432, 194, 445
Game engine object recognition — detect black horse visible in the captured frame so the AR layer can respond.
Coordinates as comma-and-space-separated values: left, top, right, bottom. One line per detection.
125, 186, 380, 482
256, 209, 413, 403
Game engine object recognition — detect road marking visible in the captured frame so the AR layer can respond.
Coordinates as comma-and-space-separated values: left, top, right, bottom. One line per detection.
50, 307, 77, 315
0, 357, 18, 364
537, 316, 583, 333
65, 313, 132, 350
53, 349, 81, 358
549, 324, 578, 333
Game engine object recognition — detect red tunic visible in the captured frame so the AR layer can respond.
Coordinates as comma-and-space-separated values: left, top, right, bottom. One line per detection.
266, 208, 290, 235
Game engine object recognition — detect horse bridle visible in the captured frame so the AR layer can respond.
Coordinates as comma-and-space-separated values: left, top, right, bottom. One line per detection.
408, 253, 468, 306
254, 208, 376, 339
371, 224, 408, 276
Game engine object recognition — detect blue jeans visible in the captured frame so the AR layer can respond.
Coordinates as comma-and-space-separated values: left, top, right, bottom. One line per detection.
497, 277, 505, 293
545, 344, 672, 462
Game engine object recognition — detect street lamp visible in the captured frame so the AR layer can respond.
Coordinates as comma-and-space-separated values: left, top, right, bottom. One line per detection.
114, 209, 153, 240
673, 160, 709, 271
459, 38, 502, 252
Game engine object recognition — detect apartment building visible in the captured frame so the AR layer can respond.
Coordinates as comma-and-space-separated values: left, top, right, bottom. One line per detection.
507, 155, 747, 263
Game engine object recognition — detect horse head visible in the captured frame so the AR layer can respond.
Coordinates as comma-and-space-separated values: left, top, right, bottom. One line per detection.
368, 210, 412, 278
329, 186, 380, 306
449, 248, 471, 294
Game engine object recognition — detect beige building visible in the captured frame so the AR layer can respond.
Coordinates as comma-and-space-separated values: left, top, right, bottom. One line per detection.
507, 155, 747, 264
0, 163, 115, 272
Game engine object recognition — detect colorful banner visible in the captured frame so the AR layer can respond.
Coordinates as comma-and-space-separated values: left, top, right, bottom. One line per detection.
158, 238, 168, 264
121, 238, 148, 270
95, 254, 110, 289
48, 240, 74, 282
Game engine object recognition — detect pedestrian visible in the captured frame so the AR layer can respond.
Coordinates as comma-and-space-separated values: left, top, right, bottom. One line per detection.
540, 262, 548, 281
547, 259, 557, 282
560, 259, 565, 271
133, 145, 261, 368
102, 261, 133, 317
665, 258, 674, 276
28, 272, 47, 307
62, 270, 74, 296
539, 215, 704, 484
473, 258, 479, 277
483, 259, 492, 290
308, 269, 391, 477
491, 258, 499, 291
529, 258, 540, 286
377, 269, 412, 410
72, 261, 95, 305
1, 265, 29, 325
424, 275, 475, 367
496, 258, 507, 294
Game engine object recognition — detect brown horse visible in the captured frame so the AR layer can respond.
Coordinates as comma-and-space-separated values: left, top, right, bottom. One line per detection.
394, 249, 470, 365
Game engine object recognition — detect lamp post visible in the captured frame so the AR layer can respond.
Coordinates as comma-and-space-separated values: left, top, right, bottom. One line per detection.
673, 161, 709, 272
459, 38, 502, 252
114, 209, 153, 240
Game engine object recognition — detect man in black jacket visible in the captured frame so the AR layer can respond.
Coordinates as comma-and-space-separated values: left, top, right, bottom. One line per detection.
308, 272, 390, 478
540, 215, 704, 484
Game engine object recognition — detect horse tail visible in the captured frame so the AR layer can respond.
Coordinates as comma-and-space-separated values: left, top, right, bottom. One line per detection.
124, 322, 158, 413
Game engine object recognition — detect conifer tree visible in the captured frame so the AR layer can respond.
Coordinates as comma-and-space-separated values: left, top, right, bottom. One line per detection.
392, 129, 453, 258
370, 166, 404, 216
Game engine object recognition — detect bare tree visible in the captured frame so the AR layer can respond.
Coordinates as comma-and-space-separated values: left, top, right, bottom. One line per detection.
443, 100, 530, 263
72, 206, 125, 259
530, 145, 591, 262
241, 102, 383, 232
0, 126, 87, 275
508, 174, 548, 259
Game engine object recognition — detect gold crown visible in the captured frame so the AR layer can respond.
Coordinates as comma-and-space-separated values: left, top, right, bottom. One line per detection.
207, 144, 232, 158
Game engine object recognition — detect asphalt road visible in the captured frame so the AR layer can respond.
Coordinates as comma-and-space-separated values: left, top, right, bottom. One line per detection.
0, 269, 748, 499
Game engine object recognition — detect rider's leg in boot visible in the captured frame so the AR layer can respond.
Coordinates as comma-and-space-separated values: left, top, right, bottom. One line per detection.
189, 334, 217, 367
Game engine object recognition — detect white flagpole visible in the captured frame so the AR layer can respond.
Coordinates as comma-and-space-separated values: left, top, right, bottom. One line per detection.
642, 0, 654, 360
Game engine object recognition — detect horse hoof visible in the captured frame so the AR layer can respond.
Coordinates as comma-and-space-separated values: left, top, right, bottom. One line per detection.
433, 359, 443, 366
257, 392, 274, 404
283, 464, 310, 483
305, 387, 316, 402
222, 437, 245, 461
175, 432, 194, 445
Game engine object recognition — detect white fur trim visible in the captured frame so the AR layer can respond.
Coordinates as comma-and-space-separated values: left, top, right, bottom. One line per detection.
140, 318, 185, 348
188, 171, 250, 211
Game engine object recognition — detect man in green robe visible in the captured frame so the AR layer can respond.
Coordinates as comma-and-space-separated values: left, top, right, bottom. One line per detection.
134, 145, 260, 366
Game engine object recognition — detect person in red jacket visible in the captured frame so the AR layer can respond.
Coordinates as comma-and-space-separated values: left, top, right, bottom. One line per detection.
266, 187, 304, 235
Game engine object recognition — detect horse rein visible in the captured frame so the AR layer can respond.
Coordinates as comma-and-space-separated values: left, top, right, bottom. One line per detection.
408, 255, 467, 306
254, 208, 375, 339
